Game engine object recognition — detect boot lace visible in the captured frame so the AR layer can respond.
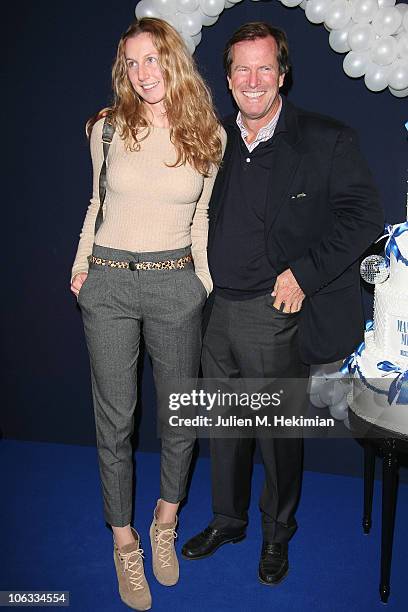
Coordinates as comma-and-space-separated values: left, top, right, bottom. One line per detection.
118, 547, 146, 591
154, 527, 178, 568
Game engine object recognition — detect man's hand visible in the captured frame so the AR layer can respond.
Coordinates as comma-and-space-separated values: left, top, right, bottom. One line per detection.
272, 269, 305, 313
70, 272, 88, 298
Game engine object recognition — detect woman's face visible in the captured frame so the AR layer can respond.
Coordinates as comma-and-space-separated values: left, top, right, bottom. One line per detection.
124, 33, 166, 115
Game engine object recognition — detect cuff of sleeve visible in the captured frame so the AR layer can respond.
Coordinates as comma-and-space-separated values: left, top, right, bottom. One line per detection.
70, 267, 89, 285
289, 256, 323, 297
196, 271, 213, 297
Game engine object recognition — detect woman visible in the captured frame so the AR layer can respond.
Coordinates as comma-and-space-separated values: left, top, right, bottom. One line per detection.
70, 18, 225, 610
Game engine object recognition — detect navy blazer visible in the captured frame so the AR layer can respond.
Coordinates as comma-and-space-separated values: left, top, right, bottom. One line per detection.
204, 100, 384, 365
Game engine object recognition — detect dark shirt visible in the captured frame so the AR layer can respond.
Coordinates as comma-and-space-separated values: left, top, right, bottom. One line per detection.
209, 104, 287, 300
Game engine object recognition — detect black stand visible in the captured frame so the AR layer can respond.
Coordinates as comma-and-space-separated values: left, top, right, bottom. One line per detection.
349, 410, 407, 604
363, 442, 375, 535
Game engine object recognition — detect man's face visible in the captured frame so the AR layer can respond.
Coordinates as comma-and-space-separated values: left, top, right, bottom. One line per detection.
227, 36, 285, 125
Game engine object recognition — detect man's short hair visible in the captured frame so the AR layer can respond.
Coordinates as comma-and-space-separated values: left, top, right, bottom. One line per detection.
223, 22, 290, 77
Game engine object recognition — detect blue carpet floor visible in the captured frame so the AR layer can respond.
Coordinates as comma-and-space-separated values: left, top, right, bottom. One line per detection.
1, 440, 407, 611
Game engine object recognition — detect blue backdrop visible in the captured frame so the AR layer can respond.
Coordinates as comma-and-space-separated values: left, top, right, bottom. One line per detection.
3, 0, 407, 477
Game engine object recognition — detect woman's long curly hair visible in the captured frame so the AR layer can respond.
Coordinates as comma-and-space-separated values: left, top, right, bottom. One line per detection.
87, 18, 222, 176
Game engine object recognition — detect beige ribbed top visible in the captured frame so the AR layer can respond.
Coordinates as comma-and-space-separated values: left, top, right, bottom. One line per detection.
71, 118, 226, 294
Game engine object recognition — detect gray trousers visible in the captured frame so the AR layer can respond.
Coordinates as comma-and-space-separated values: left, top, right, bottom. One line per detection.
78, 244, 206, 527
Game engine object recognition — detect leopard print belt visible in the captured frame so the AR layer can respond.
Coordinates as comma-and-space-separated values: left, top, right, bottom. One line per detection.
88, 253, 193, 271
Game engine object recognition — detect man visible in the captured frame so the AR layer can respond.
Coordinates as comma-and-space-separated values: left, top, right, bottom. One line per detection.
182, 22, 383, 585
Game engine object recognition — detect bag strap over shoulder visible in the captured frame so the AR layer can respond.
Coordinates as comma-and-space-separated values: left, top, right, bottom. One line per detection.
95, 116, 115, 234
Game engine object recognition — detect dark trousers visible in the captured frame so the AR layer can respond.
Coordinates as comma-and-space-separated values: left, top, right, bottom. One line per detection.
202, 293, 310, 543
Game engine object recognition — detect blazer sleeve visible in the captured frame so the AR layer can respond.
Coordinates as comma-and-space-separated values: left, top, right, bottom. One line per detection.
289, 126, 384, 296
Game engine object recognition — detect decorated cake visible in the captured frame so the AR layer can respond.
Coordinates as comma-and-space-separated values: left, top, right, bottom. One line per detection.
344, 222, 408, 435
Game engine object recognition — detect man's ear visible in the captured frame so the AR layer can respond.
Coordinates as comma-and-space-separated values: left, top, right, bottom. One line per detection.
279, 73, 285, 89
227, 75, 232, 90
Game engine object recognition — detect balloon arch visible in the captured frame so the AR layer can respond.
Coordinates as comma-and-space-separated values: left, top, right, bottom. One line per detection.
134, 0, 408, 97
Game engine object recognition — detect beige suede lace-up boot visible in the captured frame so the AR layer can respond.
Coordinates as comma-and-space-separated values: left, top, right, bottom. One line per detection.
113, 527, 152, 610
149, 500, 179, 586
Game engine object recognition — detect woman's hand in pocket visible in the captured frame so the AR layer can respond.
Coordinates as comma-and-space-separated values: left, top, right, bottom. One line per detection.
70, 272, 88, 298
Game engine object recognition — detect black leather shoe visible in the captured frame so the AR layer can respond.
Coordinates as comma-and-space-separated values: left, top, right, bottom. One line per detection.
258, 542, 289, 585
181, 526, 246, 560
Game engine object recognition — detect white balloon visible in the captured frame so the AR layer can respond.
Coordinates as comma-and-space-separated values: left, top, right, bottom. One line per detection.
318, 380, 347, 407
325, 0, 353, 30
135, 0, 161, 19
309, 364, 326, 378
389, 84, 408, 96
352, 0, 379, 25
224, 0, 235, 6
343, 50, 370, 77
177, 0, 200, 13
387, 58, 408, 89
364, 61, 390, 90
163, 14, 182, 31
323, 361, 347, 377
182, 34, 196, 54
309, 393, 329, 408
343, 414, 351, 429
397, 33, 408, 59
281, 0, 303, 7
199, 9, 219, 25
308, 376, 328, 396
396, 3, 408, 16
227, 0, 244, 3
372, 7, 402, 36
192, 30, 202, 44
395, 5, 408, 34
377, 0, 396, 7
329, 397, 349, 421
370, 35, 398, 65
348, 23, 375, 51
305, 0, 331, 24
200, 0, 224, 17
178, 9, 203, 35
299, 0, 308, 9
396, 3, 408, 21
403, 12, 408, 34
329, 22, 352, 53
151, 0, 177, 16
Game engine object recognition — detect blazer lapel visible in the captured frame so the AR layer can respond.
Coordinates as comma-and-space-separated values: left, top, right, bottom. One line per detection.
264, 138, 301, 232
264, 101, 302, 232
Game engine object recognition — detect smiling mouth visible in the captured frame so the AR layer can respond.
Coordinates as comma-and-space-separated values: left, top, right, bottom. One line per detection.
141, 81, 159, 91
242, 91, 265, 99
